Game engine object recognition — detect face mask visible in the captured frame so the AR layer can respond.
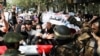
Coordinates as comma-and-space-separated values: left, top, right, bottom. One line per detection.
36, 29, 42, 33
21, 29, 26, 32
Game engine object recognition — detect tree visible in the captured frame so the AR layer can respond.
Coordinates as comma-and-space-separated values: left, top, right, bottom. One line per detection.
7, 0, 68, 14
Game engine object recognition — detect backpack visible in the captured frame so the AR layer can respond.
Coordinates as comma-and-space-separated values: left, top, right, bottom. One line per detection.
49, 44, 78, 56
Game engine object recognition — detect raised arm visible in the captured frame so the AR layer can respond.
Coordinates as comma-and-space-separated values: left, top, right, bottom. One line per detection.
91, 32, 100, 41
0, 5, 9, 32
88, 16, 98, 24
1, 12, 9, 32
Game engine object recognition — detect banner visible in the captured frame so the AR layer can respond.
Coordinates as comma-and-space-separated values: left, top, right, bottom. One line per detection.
49, 13, 68, 25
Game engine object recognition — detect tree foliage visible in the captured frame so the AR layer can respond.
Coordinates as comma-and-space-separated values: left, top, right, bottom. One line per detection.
7, 0, 68, 12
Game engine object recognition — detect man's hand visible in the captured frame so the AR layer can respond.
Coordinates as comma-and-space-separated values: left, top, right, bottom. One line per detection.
35, 33, 42, 37
92, 16, 98, 20
46, 34, 54, 39
88, 15, 98, 24
91, 32, 100, 41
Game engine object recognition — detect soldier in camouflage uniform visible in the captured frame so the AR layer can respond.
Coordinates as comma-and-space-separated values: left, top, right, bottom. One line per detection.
2, 32, 23, 56
50, 25, 78, 56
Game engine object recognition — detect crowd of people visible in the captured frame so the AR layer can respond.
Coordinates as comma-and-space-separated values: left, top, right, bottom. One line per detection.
0, 5, 100, 56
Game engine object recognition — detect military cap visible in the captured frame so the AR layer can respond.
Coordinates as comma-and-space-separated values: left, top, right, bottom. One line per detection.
53, 25, 71, 39
3, 32, 23, 43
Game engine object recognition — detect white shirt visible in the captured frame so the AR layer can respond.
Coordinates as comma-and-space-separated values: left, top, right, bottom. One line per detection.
27, 29, 36, 36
